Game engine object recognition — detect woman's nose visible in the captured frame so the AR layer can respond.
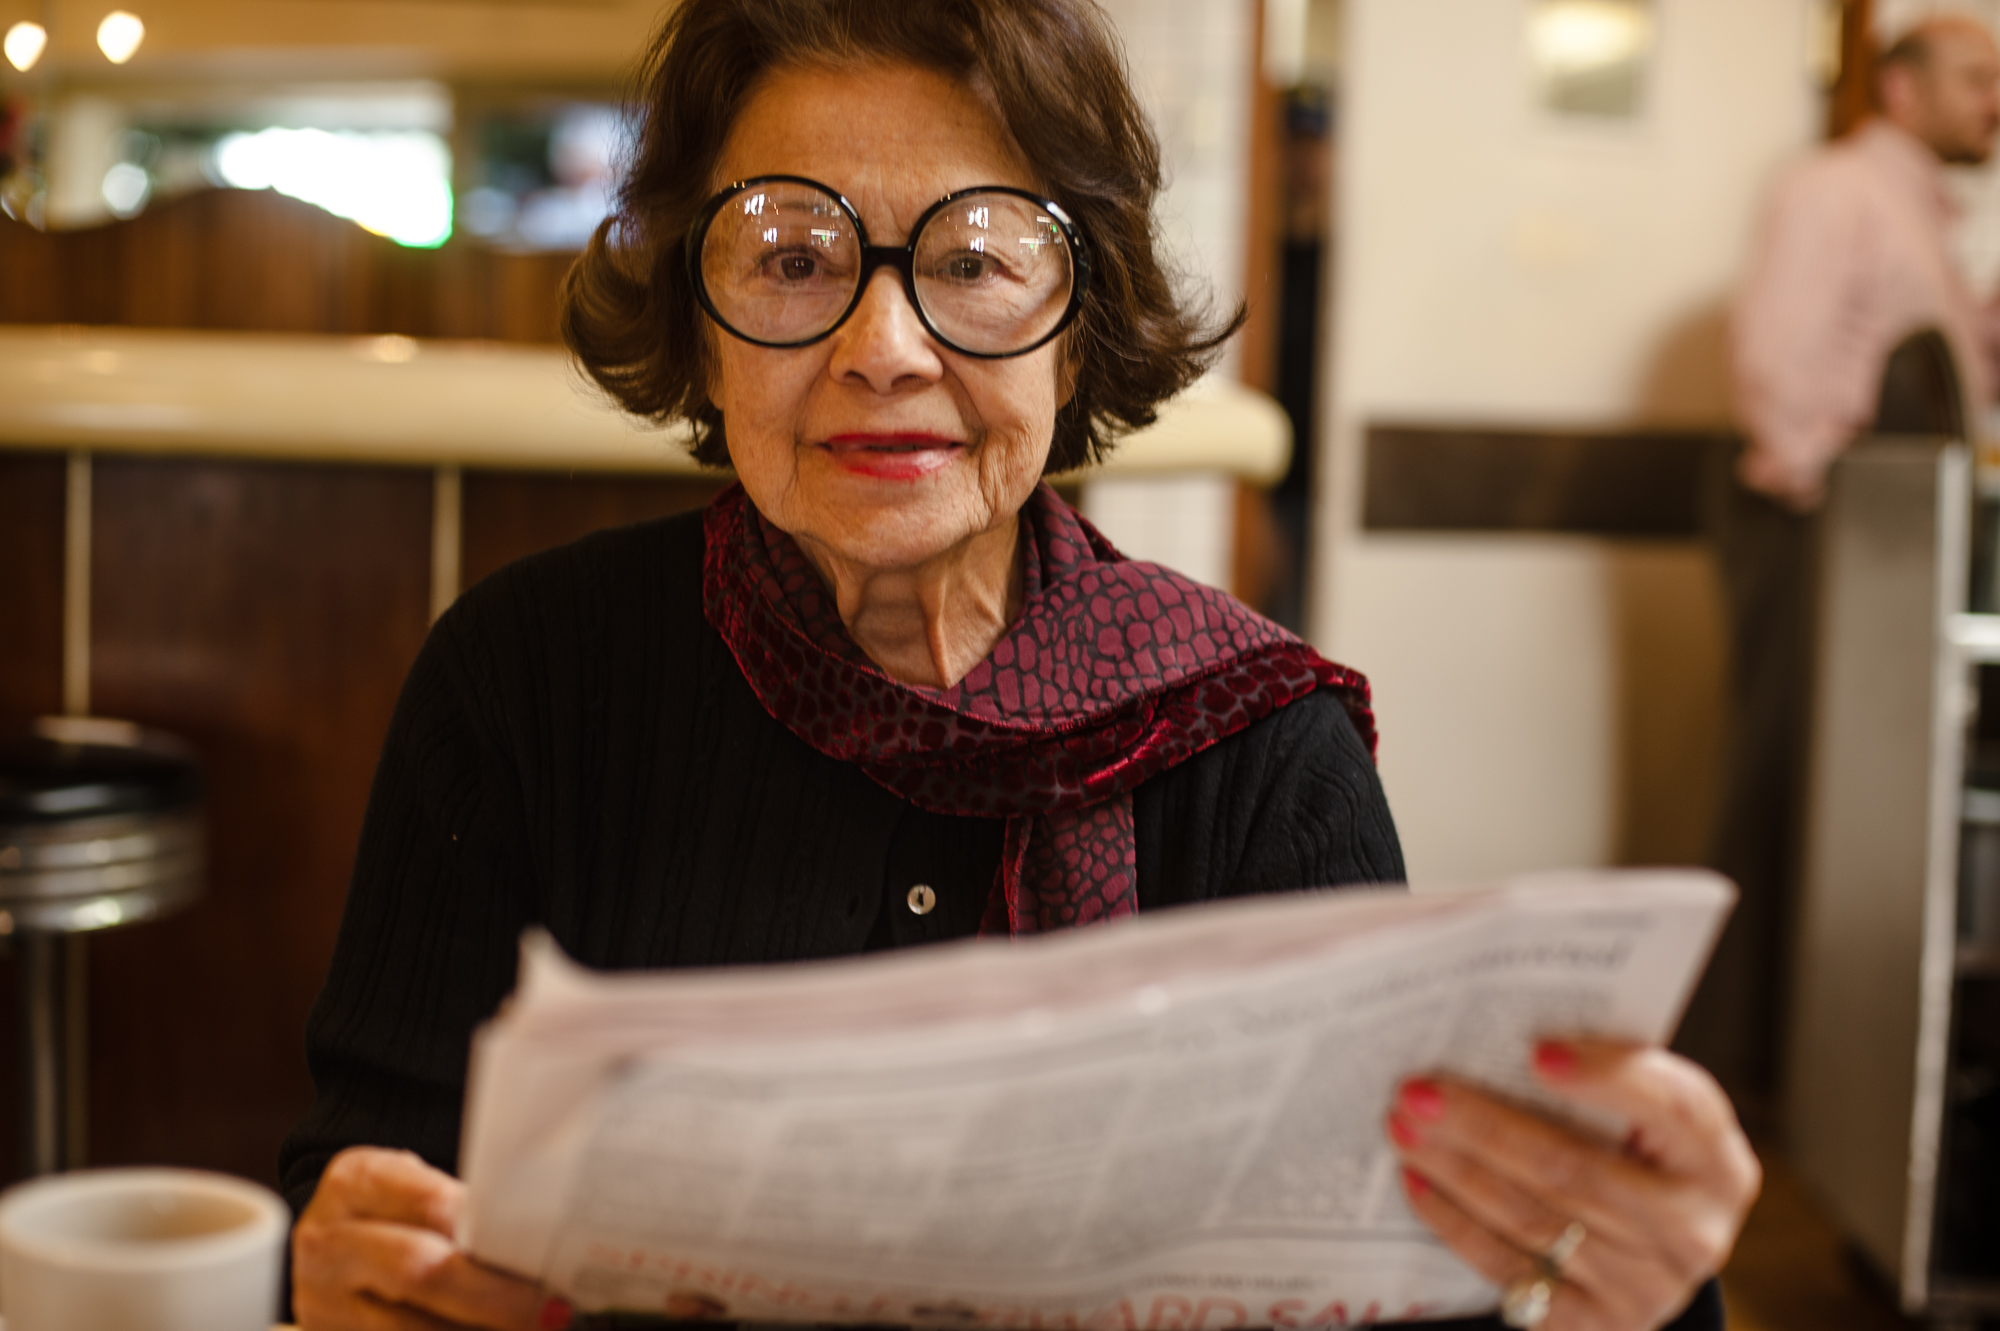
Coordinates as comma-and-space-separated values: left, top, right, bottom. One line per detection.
828, 267, 945, 391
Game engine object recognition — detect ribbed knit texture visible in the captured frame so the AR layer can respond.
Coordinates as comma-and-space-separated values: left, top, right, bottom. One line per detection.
277, 508, 1719, 1331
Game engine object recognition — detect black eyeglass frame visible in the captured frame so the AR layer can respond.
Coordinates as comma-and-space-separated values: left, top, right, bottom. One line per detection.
686, 174, 1092, 360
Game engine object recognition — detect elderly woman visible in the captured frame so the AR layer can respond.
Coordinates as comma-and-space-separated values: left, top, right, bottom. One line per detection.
281, 1, 1759, 1328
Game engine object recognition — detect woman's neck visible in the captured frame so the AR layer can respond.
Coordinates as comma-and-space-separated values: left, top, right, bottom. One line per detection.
797, 517, 1024, 689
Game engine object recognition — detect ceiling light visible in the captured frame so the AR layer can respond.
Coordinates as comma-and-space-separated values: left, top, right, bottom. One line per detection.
96, 11, 144, 65
3, 20, 47, 71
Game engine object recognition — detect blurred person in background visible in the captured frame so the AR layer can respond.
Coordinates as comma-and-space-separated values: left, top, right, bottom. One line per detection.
1735, 10, 2000, 506
1698, 10, 2000, 1105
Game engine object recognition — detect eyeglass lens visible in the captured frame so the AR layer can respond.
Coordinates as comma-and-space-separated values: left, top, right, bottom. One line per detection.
698, 181, 1075, 355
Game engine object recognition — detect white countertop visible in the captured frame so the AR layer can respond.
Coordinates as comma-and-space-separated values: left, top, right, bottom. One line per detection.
0, 326, 1290, 484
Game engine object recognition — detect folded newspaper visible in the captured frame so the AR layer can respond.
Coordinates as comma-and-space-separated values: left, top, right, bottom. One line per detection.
459, 870, 1732, 1327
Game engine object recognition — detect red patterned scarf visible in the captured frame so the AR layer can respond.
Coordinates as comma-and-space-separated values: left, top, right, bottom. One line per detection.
701, 482, 1375, 936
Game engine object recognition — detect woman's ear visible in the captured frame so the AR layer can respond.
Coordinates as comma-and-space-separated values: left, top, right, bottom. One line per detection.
1056, 334, 1082, 409
695, 318, 717, 405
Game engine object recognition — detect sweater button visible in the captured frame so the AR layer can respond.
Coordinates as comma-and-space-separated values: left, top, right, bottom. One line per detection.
906, 883, 937, 915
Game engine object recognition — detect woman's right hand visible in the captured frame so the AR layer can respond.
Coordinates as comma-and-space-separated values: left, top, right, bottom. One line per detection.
292, 1146, 568, 1331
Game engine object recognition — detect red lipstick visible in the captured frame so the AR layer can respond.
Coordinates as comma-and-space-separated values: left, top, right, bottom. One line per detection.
817, 433, 962, 481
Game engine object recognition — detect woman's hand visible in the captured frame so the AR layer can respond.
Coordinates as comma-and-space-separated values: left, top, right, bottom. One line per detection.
1385, 1039, 1761, 1330
292, 1146, 569, 1331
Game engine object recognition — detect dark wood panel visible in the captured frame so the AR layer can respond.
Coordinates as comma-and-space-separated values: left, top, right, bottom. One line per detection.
1829, 0, 1876, 140
0, 453, 65, 730
461, 470, 729, 589
0, 222, 67, 324
1363, 423, 1732, 537
430, 246, 579, 344
0, 189, 578, 343
0, 451, 67, 1188
83, 457, 433, 1187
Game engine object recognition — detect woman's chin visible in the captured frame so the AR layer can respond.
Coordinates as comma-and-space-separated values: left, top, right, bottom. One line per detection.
791, 499, 1011, 576
772, 461, 1022, 572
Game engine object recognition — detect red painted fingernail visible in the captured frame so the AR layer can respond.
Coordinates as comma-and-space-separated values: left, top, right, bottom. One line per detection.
1402, 1167, 1431, 1200
540, 1296, 574, 1331
1534, 1040, 1577, 1079
1401, 1078, 1446, 1121
1388, 1111, 1422, 1149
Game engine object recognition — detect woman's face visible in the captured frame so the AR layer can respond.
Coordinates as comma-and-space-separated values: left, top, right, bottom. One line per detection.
708, 63, 1066, 574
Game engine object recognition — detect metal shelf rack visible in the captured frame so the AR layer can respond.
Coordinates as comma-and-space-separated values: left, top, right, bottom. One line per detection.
1788, 439, 2000, 1330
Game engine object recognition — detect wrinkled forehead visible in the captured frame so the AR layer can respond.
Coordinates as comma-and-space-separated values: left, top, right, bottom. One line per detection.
713, 61, 1044, 245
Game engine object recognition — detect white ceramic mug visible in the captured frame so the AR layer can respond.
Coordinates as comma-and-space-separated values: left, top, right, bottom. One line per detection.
0, 1167, 287, 1331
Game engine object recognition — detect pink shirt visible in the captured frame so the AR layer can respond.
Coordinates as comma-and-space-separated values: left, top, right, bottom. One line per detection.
1731, 120, 1998, 509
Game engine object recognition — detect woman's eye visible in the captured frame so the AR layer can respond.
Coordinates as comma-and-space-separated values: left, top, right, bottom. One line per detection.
941, 253, 995, 283
762, 250, 822, 282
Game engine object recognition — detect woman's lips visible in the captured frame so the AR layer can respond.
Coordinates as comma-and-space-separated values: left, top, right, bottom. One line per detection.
817, 434, 963, 481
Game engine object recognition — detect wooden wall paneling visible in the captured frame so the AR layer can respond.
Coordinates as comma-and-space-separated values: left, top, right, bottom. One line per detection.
427, 246, 574, 344
1829, 0, 1876, 140
1363, 424, 1732, 537
0, 451, 68, 1191
0, 220, 69, 324
0, 193, 386, 333
83, 456, 434, 1188
484, 251, 577, 345
45, 225, 126, 328
1230, 0, 1286, 614
109, 194, 205, 331
460, 470, 729, 590
1238, 0, 1282, 397
0, 452, 66, 730
426, 243, 487, 341
0, 190, 580, 344
374, 242, 447, 340
171, 192, 393, 335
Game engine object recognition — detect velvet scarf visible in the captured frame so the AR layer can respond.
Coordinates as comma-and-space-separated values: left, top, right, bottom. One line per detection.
701, 482, 1376, 936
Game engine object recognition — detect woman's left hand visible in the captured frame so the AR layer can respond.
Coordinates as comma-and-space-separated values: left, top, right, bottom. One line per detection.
1385, 1038, 1761, 1330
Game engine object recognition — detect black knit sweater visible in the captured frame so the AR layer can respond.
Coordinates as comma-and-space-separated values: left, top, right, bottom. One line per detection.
279, 508, 1721, 1331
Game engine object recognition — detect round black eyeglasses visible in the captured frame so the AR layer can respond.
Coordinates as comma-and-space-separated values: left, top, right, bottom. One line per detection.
688, 175, 1090, 359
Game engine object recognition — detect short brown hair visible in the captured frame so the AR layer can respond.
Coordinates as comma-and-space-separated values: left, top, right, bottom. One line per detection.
1877, 29, 1933, 86
560, 0, 1242, 472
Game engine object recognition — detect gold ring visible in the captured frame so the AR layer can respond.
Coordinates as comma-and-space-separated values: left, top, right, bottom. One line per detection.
1540, 1219, 1587, 1277
1499, 1274, 1555, 1328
